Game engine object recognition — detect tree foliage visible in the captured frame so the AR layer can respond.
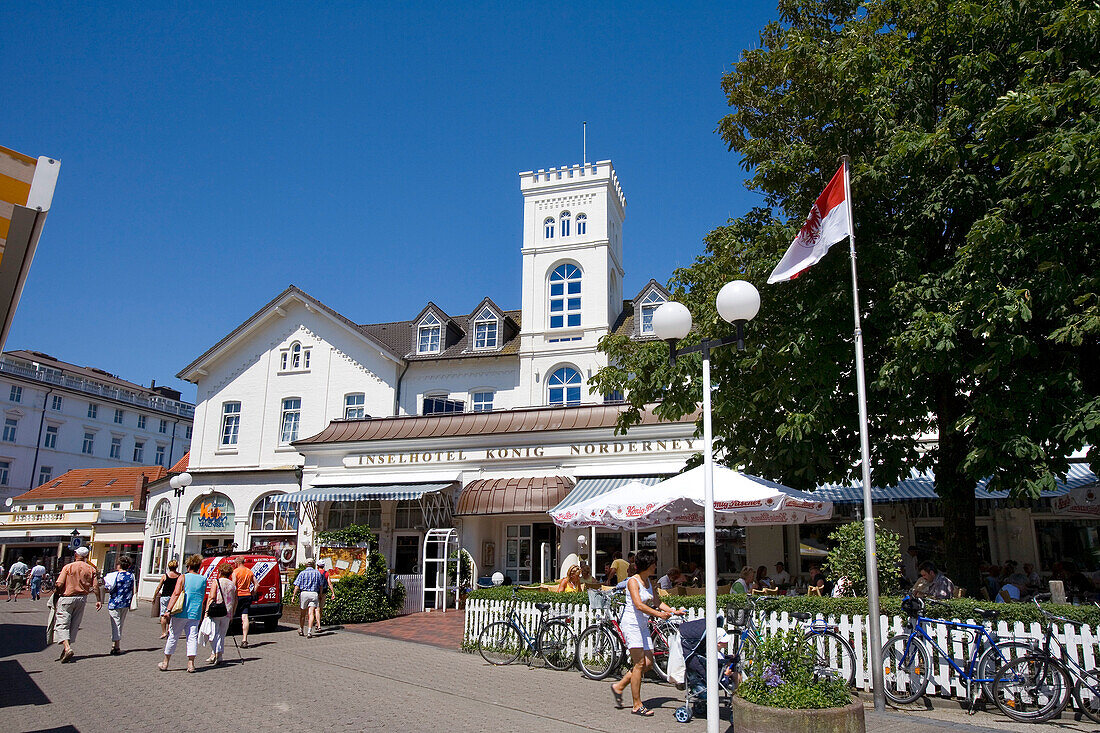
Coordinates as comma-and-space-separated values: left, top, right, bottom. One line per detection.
824, 520, 903, 596
593, 0, 1100, 593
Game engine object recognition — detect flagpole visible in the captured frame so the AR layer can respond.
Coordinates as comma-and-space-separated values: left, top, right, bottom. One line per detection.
842, 154, 885, 711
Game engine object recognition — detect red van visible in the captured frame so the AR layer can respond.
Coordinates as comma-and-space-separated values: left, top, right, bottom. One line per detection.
199, 554, 284, 631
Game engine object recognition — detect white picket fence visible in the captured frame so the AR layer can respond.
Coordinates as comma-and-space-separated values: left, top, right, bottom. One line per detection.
464, 598, 1100, 699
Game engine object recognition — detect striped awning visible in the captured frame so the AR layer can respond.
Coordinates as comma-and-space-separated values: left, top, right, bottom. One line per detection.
813, 464, 1098, 504
275, 483, 453, 503
549, 476, 663, 514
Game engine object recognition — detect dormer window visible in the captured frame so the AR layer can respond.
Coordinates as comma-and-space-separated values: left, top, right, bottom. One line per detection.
417, 313, 442, 354
639, 290, 667, 335
576, 213, 587, 235
559, 211, 571, 237
473, 307, 498, 350
544, 217, 555, 239
280, 341, 311, 371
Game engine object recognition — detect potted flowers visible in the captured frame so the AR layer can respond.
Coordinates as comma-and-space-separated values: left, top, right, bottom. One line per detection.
732, 629, 865, 733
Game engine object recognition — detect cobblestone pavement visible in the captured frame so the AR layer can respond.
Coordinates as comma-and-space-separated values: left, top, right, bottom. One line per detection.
1, 600, 1096, 733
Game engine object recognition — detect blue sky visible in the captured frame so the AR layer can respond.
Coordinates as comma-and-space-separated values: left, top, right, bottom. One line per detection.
2, 2, 778, 401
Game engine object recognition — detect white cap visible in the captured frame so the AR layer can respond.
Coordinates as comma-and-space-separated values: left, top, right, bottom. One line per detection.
317, 560, 325, 567
75, 546, 90, 556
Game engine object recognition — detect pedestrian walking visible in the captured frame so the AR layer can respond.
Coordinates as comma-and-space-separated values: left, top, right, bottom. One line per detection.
6, 556, 29, 601
609, 549, 684, 717
28, 559, 46, 600
204, 562, 237, 666
159, 554, 206, 673
53, 546, 103, 663
318, 559, 337, 622
229, 556, 254, 648
292, 559, 325, 637
152, 559, 181, 639
103, 556, 135, 655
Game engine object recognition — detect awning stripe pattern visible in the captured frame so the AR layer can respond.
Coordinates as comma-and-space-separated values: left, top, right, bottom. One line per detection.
813, 464, 1097, 504
549, 476, 663, 514
276, 483, 453, 503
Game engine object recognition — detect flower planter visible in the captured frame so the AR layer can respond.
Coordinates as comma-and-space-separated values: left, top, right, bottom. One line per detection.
729, 696, 865, 733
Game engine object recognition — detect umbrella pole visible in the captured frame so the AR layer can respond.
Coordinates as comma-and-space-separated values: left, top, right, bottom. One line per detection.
701, 347, 720, 733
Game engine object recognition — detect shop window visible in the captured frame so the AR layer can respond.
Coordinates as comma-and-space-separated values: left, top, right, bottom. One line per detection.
148, 499, 173, 574
188, 493, 235, 533
394, 500, 424, 530
250, 493, 300, 532
326, 500, 381, 531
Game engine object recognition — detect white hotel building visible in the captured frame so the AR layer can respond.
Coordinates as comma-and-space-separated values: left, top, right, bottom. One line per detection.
140, 160, 1099, 600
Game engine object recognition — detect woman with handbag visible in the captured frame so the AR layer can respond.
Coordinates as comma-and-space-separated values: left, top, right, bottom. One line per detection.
203, 563, 237, 666
159, 554, 206, 673
151, 559, 181, 639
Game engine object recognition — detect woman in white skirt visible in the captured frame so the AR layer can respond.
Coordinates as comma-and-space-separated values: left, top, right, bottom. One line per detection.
610, 549, 684, 716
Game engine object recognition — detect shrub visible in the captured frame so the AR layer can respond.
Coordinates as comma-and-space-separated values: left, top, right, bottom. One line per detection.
737, 628, 852, 709
824, 519, 903, 596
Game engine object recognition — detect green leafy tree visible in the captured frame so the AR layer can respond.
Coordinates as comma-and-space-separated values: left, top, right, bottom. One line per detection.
823, 520, 903, 596
593, 0, 1099, 594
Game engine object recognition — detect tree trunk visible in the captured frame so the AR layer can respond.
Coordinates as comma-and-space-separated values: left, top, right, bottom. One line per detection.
935, 391, 982, 596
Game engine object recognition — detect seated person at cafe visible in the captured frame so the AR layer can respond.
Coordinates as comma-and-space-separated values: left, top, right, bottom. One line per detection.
556, 564, 583, 592
913, 561, 956, 599
996, 573, 1029, 603
732, 566, 755, 594
755, 565, 771, 590
685, 561, 703, 586
658, 567, 683, 590
808, 564, 830, 595
579, 562, 598, 585
772, 561, 791, 588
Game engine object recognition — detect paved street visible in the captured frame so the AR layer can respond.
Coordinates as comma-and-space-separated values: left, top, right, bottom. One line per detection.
1, 600, 1097, 733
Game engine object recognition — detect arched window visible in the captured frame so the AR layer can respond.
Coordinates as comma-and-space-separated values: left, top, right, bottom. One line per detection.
559, 211, 571, 237
473, 307, 498, 349
544, 217, 555, 239
290, 342, 302, 369
549, 263, 582, 329
639, 290, 666, 335
250, 494, 299, 532
576, 213, 587, 235
147, 499, 173, 574
548, 367, 582, 406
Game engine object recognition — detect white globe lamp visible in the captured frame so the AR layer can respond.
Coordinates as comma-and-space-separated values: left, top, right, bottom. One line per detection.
716, 280, 760, 324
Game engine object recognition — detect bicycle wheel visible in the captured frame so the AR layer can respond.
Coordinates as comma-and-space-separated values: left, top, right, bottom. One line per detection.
577, 626, 619, 680
805, 629, 856, 686
882, 634, 930, 705
991, 654, 1071, 723
976, 640, 1032, 700
478, 621, 523, 666
537, 620, 578, 671
650, 623, 671, 682
1074, 668, 1100, 723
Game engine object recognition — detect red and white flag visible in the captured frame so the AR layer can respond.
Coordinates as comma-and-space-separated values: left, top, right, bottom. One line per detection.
767, 164, 852, 284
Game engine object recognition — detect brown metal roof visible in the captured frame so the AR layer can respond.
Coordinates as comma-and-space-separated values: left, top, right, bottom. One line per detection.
295, 403, 697, 445
456, 476, 575, 515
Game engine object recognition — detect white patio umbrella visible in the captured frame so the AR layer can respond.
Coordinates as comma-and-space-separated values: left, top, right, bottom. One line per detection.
550, 465, 832, 530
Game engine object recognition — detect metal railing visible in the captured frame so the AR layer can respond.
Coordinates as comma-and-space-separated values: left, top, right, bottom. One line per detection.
0, 357, 195, 418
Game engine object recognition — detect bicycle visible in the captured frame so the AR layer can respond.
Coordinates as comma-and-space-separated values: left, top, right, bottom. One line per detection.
990, 596, 1100, 723
575, 589, 678, 682
881, 595, 1032, 706
729, 594, 858, 686
477, 587, 578, 670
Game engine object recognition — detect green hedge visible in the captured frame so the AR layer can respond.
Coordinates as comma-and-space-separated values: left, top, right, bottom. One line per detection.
465, 588, 1100, 626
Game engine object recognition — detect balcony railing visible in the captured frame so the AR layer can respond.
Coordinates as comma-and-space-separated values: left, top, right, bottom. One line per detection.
0, 357, 195, 418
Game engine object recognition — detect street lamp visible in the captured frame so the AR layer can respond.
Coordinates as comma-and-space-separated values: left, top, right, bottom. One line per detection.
169, 472, 192, 561
653, 280, 760, 733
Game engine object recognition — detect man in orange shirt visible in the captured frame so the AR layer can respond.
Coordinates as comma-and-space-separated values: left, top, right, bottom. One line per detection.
229, 557, 255, 648
53, 546, 102, 663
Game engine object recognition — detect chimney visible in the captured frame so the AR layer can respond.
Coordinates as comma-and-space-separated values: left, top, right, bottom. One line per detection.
135, 473, 151, 511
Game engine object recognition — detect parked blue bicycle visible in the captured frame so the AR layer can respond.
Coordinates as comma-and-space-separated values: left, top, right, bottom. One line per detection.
882, 596, 1030, 705
477, 587, 578, 670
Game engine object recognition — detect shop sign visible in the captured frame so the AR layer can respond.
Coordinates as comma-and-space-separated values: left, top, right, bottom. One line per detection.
318, 546, 370, 578
344, 438, 699, 468
1053, 487, 1100, 517
189, 493, 235, 532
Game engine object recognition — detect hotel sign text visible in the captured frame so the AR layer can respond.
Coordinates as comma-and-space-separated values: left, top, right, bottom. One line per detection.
344, 438, 698, 467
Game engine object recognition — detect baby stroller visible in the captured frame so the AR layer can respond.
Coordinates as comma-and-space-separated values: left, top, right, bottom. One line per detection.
673, 616, 735, 723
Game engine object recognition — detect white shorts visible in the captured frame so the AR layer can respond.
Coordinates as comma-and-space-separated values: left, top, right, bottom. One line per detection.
621, 621, 651, 651
300, 591, 319, 609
